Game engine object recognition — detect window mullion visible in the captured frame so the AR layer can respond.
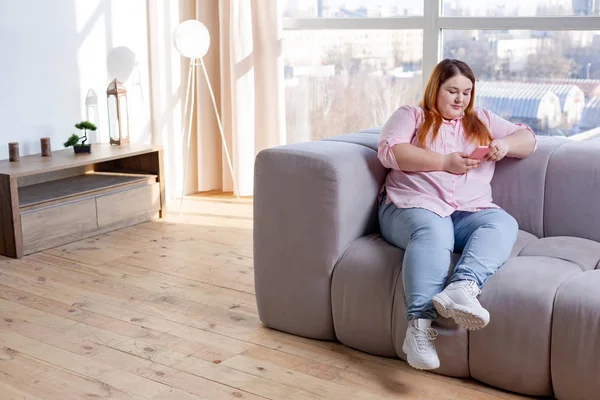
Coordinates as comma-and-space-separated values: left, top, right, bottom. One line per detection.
423, 0, 441, 88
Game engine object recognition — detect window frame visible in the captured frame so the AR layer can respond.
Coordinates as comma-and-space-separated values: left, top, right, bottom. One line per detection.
282, 0, 600, 88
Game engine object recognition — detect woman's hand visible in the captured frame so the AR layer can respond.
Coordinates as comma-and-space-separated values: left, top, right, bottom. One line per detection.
443, 152, 481, 175
485, 139, 509, 162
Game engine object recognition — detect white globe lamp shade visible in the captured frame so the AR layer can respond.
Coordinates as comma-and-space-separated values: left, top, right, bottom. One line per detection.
174, 20, 210, 59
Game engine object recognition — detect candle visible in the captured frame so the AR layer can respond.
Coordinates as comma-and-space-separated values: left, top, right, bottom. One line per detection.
8, 142, 19, 162
41, 137, 51, 157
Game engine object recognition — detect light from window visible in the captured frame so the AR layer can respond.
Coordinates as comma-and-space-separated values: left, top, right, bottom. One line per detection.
283, 29, 423, 143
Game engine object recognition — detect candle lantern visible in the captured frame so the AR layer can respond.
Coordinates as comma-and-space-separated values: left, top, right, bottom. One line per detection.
106, 79, 130, 145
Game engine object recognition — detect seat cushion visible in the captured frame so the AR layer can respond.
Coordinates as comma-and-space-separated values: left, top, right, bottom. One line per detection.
469, 256, 581, 397
519, 236, 600, 271
331, 234, 401, 358
332, 234, 478, 377
391, 251, 470, 378
551, 271, 600, 400
511, 229, 537, 257
332, 231, 599, 396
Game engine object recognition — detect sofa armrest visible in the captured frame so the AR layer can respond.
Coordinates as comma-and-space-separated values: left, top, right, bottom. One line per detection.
253, 139, 386, 339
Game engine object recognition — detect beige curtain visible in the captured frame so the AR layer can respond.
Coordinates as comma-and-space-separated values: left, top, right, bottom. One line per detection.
196, 0, 285, 196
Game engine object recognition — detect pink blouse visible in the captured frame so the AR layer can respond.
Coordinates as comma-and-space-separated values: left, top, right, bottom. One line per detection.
377, 105, 537, 217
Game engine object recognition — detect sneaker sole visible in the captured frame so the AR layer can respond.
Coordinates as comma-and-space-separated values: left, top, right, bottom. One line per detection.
432, 293, 489, 330
402, 340, 440, 370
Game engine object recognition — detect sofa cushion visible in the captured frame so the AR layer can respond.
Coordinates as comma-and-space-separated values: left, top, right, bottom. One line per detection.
332, 229, 599, 392
333, 234, 483, 378
519, 236, 600, 271
544, 140, 600, 242
511, 229, 537, 257
490, 137, 566, 238
324, 132, 378, 151
331, 234, 401, 358
551, 271, 600, 400
392, 270, 470, 379
469, 256, 581, 397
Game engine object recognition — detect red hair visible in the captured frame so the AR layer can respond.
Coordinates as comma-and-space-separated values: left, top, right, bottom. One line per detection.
416, 59, 492, 148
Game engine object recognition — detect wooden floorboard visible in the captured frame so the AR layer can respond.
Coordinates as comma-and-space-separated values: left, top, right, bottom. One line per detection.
0, 192, 532, 399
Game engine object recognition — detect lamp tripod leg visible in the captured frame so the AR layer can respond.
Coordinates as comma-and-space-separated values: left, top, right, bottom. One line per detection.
180, 58, 196, 215
199, 58, 240, 200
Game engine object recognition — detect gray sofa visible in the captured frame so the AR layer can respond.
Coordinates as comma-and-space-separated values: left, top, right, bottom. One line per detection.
253, 129, 600, 400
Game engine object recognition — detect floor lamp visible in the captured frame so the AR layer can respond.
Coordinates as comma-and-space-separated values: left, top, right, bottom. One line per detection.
173, 19, 240, 215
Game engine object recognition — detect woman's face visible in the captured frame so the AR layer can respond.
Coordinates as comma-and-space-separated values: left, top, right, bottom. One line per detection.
436, 74, 473, 120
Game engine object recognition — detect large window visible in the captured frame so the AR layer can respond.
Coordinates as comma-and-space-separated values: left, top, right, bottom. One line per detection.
283, 0, 600, 141
284, 29, 423, 143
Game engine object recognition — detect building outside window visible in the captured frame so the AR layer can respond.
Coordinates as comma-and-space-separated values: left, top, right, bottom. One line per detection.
281, 0, 600, 142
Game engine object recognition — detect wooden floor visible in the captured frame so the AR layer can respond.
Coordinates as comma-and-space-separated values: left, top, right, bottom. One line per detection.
0, 192, 532, 400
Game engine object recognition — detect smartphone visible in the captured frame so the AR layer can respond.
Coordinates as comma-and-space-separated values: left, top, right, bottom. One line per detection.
469, 146, 490, 160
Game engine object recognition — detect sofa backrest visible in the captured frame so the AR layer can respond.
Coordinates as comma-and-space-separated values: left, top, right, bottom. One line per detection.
493, 137, 600, 241
490, 137, 564, 238
541, 140, 600, 241
326, 131, 600, 241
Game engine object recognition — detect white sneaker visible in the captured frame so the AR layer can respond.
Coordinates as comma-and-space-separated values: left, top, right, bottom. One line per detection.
402, 319, 440, 370
433, 280, 490, 330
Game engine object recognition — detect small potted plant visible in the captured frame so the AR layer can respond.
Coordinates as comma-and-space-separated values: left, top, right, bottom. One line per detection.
64, 121, 96, 154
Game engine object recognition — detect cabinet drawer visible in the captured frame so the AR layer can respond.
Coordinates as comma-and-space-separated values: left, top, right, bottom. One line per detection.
21, 198, 98, 246
96, 183, 160, 226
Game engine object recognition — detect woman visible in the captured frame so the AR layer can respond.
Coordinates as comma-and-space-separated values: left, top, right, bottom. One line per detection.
377, 59, 537, 371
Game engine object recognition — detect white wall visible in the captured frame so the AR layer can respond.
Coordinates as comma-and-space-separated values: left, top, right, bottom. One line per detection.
0, 0, 152, 160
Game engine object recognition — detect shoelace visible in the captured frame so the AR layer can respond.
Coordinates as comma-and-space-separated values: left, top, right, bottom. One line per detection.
414, 327, 438, 351
463, 281, 481, 299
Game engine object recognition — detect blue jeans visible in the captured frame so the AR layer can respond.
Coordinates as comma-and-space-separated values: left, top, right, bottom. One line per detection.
378, 192, 518, 320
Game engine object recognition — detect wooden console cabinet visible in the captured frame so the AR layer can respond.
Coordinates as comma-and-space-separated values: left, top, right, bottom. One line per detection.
0, 144, 165, 258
